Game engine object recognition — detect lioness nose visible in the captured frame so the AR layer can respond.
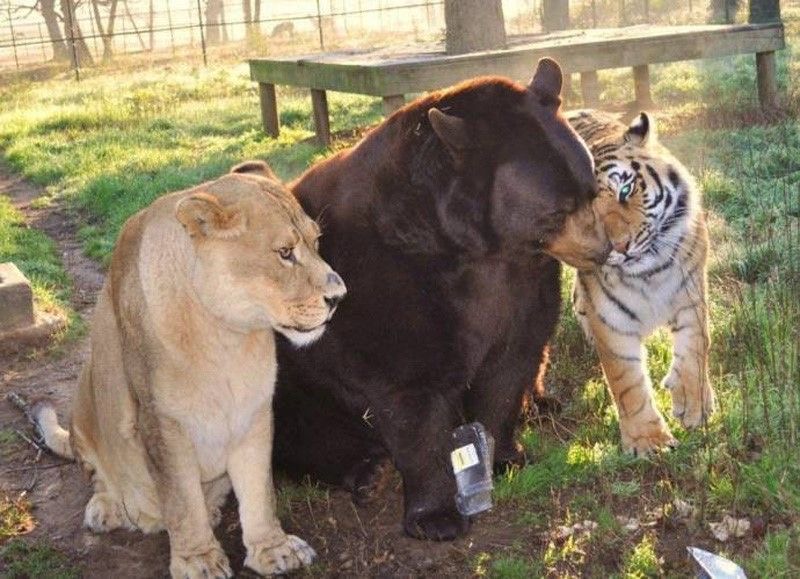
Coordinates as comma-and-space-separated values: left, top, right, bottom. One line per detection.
327, 272, 344, 287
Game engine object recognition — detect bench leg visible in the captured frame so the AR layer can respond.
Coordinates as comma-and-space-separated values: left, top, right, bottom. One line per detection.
633, 65, 654, 109
382, 94, 405, 116
756, 51, 778, 109
580, 71, 600, 108
311, 89, 331, 147
258, 82, 279, 138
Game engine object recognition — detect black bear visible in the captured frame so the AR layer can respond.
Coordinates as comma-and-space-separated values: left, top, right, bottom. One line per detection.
273, 58, 610, 540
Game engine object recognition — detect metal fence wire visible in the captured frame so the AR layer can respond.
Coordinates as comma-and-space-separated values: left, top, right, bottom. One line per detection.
0, 0, 724, 76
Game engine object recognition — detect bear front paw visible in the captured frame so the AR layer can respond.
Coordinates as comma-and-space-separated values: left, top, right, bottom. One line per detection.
404, 508, 469, 541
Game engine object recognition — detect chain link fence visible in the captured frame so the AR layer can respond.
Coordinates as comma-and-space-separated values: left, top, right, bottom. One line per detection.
0, 0, 726, 76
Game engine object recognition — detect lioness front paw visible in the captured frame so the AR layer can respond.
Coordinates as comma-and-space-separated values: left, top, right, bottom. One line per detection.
620, 418, 677, 457
664, 371, 715, 428
170, 546, 232, 579
245, 535, 316, 576
84, 492, 125, 532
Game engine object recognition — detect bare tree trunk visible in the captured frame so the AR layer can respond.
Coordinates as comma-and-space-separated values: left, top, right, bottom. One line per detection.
542, 0, 570, 31
148, 0, 154, 51
40, 0, 70, 61
61, 0, 95, 66
444, 0, 505, 55
243, 0, 260, 37
243, 0, 252, 34
709, 0, 740, 23
220, 0, 228, 42
206, 0, 223, 44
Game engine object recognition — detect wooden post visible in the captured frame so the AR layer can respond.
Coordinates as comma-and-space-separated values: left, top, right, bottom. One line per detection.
259, 83, 280, 137
311, 89, 331, 147
580, 71, 600, 107
749, 0, 781, 109
749, 0, 780, 24
633, 64, 653, 108
382, 95, 405, 116
756, 51, 777, 109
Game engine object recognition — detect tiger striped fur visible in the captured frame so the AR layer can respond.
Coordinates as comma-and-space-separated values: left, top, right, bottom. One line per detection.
567, 109, 715, 455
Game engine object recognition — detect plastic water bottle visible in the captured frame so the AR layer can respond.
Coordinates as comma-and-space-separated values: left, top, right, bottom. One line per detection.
450, 422, 494, 516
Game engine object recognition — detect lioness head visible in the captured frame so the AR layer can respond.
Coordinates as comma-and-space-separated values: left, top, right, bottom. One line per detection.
176, 162, 346, 347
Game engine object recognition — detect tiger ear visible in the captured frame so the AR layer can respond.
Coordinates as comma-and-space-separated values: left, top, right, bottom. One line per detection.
625, 112, 656, 146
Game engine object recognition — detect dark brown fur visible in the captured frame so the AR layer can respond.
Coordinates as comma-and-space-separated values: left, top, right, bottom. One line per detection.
274, 62, 602, 541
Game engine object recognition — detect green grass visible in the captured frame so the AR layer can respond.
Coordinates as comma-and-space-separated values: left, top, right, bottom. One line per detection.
1, 8, 800, 577
620, 534, 663, 578
0, 539, 80, 579
0, 64, 381, 263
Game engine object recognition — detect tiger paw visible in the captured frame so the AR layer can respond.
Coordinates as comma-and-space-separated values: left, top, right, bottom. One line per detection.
664, 371, 715, 428
620, 418, 677, 457
244, 534, 316, 576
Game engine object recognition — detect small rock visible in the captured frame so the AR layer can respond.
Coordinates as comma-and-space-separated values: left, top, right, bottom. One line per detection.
616, 515, 640, 533
673, 498, 696, 520
709, 515, 751, 542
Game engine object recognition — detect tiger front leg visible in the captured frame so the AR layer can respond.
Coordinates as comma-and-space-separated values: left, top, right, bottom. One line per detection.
665, 295, 715, 428
593, 330, 676, 456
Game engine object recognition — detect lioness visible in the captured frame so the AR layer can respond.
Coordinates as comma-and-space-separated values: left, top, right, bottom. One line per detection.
34, 161, 346, 578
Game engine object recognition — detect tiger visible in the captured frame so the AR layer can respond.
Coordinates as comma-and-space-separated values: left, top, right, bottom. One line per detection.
566, 109, 715, 456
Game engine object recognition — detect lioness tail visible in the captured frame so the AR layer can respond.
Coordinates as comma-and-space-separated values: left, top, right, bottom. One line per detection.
32, 402, 74, 459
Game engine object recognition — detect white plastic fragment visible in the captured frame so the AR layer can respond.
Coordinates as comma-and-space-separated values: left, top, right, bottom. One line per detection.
687, 546, 747, 579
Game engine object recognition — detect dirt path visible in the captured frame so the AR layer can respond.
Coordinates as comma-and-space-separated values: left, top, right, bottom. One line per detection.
0, 166, 532, 578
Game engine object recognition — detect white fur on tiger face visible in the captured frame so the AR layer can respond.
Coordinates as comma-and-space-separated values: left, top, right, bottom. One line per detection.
567, 109, 715, 456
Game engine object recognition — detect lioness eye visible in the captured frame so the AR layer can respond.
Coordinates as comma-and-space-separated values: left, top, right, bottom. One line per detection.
277, 247, 295, 262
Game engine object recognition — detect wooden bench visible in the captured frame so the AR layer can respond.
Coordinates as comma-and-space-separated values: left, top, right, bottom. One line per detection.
249, 22, 785, 146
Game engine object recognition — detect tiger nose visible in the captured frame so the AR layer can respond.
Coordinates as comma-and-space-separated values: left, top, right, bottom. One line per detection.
612, 236, 630, 254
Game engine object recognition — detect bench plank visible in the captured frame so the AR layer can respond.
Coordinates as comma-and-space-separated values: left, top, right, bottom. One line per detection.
249, 23, 784, 97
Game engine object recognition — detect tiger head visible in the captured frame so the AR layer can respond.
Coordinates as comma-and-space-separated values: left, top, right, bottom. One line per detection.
592, 112, 696, 268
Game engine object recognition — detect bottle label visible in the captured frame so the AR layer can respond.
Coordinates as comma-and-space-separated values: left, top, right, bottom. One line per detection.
450, 443, 480, 473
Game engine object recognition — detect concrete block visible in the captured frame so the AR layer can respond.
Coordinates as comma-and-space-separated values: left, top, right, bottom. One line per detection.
0, 262, 35, 331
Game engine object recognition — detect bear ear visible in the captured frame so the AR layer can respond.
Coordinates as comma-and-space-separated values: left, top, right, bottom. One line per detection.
528, 57, 563, 107
176, 192, 245, 239
230, 159, 278, 180
428, 107, 470, 165
624, 112, 656, 146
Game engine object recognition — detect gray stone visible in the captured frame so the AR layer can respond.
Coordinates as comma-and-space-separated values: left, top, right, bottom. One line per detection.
0, 262, 35, 331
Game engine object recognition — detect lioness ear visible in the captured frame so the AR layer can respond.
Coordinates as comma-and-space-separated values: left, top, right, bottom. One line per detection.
230, 159, 278, 180
175, 192, 244, 239
625, 112, 656, 146
528, 57, 563, 108
428, 108, 470, 165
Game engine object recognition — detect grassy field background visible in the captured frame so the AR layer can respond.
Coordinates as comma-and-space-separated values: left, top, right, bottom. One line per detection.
1, 7, 799, 578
